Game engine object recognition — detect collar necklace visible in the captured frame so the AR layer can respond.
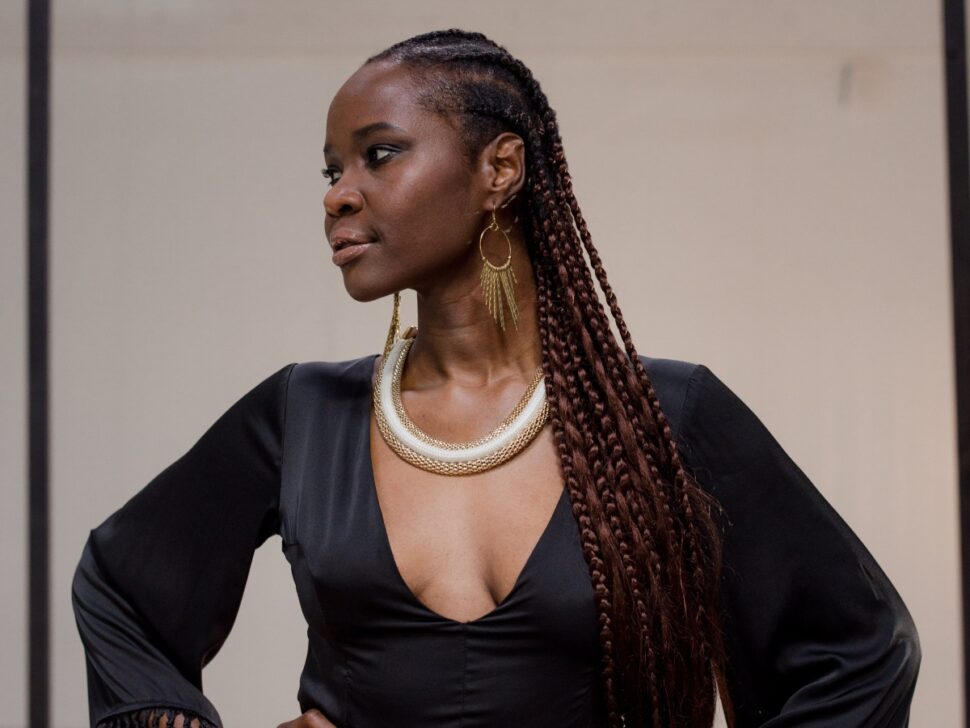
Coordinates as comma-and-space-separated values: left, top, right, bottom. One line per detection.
373, 336, 549, 475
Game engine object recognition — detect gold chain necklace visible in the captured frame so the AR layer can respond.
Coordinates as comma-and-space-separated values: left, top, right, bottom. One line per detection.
373, 337, 549, 475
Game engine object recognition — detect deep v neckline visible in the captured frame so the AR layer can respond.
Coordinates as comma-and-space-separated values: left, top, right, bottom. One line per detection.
357, 353, 567, 626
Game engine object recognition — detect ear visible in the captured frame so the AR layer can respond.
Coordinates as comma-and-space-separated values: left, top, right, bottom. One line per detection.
477, 132, 526, 209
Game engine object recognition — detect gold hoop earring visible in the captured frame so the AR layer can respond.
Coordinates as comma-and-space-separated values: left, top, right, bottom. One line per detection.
479, 207, 519, 332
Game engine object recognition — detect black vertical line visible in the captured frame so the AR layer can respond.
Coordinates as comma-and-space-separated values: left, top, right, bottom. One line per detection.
944, 0, 970, 724
27, 0, 50, 726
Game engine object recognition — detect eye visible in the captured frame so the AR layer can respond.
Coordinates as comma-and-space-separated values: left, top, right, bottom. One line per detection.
321, 166, 341, 186
367, 145, 397, 165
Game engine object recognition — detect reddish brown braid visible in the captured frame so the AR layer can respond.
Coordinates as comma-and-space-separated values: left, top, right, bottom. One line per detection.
368, 30, 735, 728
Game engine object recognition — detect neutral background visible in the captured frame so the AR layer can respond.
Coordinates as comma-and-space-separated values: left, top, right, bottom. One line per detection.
0, 1, 959, 726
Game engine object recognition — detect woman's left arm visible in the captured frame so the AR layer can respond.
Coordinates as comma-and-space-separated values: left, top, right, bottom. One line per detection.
675, 364, 921, 727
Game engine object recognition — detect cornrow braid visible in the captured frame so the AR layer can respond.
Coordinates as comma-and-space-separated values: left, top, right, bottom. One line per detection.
368, 30, 734, 728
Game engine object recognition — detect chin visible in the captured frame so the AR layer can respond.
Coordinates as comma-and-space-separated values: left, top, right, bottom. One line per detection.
340, 268, 397, 304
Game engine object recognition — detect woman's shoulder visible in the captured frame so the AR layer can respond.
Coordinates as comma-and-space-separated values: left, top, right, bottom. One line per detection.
268, 352, 709, 434
282, 352, 379, 401
638, 354, 701, 390
636, 354, 705, 440
275, 352, 708, 427
288, 352, 378, 373
637, 355, 772, 459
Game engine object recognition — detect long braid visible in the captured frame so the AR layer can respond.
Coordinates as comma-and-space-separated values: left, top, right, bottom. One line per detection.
540, 269, 624, 725
550, 98, 731, 724
368, 30, 734, 728
528, 124, 627, 726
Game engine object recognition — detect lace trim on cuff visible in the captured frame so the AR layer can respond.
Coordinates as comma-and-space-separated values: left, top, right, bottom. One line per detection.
96, 706, 217, 728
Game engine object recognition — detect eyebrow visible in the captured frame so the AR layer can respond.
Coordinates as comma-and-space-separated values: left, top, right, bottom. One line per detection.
323, 121, 407, 156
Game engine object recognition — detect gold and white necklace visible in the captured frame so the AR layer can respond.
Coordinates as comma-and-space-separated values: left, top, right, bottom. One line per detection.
373, 336, 549, 476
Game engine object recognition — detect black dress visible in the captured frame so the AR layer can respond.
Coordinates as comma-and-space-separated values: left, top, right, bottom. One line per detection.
72, 354, 921, 727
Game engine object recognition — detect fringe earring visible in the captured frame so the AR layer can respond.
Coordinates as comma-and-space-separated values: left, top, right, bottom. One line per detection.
383, 291, 401, 360
383, 290, 415, 361
479, 207, 519, 331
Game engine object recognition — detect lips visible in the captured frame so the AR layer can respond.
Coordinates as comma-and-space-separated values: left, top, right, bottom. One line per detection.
329, 230, 377, 267
330, 230, 376, 252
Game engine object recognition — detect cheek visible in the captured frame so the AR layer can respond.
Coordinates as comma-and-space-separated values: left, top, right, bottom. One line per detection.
382, 154, 477, 253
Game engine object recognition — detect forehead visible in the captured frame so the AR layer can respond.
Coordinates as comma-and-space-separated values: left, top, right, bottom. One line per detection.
327, 61, 432, 136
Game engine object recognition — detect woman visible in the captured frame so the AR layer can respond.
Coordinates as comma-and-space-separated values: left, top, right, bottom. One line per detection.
73, 30, 920, 728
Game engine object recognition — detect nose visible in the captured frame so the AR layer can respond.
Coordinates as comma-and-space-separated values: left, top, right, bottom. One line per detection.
324, 182, 364, 219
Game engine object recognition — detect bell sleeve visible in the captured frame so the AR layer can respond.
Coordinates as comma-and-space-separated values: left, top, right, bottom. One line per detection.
71, 362, 297, 728
675, 364, 921, 727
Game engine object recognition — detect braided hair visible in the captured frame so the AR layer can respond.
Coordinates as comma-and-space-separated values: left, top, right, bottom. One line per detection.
368, 30, 734, 728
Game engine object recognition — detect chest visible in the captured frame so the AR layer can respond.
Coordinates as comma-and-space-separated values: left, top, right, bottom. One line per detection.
279, 357, 598, 648
279, 358, 613, 724
369, 411, 565, 624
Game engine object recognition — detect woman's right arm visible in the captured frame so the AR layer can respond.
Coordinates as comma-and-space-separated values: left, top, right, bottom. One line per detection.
72, 362, 297, 728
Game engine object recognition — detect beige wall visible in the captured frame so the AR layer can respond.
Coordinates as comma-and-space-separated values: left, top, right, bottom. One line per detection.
0, 1, 958, 725
0, 3, 26, 726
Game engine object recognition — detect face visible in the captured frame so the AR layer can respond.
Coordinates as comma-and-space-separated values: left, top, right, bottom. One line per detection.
323, 61, 488, 301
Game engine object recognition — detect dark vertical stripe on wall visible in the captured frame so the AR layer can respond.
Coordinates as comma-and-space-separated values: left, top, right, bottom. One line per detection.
944, 0, 970, 724
27, 0, 50, 726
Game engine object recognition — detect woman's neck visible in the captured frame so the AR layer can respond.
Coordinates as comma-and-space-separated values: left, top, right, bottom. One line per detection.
404, 240, 541, 389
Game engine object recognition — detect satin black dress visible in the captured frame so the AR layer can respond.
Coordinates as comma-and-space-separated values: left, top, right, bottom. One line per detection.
72, 354, 921, 727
